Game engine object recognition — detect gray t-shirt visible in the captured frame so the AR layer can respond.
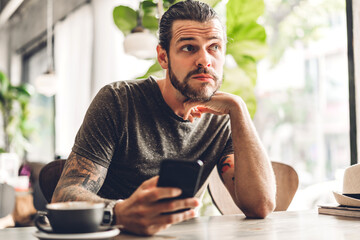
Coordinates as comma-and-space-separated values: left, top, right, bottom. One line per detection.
72, 77, 233, 199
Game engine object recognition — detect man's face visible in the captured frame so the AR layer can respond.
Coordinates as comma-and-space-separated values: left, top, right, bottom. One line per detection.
166, 19, 226, 101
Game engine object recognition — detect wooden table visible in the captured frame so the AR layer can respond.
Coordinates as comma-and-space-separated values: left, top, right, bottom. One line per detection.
1, 210, 359, 239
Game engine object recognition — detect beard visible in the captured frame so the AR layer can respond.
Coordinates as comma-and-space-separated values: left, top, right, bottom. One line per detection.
168, 59, 222, 102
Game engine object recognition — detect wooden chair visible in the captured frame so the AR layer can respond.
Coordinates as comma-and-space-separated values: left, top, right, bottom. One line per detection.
39, 159, 299, 212
208, 161, 299, 215
39, 159, 66, 203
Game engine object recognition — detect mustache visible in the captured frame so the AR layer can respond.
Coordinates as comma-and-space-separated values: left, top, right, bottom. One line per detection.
185, 67, 219, 81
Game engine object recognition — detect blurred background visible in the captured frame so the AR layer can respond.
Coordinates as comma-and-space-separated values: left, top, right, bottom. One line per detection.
0, 0, 356, 221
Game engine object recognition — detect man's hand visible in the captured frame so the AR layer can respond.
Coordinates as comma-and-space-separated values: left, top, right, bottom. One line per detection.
113, 176, 199, 236
182, 91, 242, 122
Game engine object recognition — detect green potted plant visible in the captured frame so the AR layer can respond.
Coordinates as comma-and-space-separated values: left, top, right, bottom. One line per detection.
0, 71, 34, 184
0, 71, 34, 155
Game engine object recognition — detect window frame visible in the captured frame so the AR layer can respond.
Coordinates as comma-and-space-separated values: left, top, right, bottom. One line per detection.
347, 0, 360, 165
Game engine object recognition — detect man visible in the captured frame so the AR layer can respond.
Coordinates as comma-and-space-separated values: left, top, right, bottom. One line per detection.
52, 0, 276, 236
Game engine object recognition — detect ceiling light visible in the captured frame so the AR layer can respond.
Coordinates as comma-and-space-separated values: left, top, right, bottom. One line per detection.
35, 0, 57, 97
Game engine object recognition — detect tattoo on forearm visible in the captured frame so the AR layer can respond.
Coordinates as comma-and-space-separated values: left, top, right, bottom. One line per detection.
217, 155, 234, 181
218, 155, 233, 174
52, 152, 107, 202
82, 175, 103, 190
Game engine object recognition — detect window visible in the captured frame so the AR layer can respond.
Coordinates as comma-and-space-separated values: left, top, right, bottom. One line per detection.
254, 0, 349, 209
22, 44, 55, 163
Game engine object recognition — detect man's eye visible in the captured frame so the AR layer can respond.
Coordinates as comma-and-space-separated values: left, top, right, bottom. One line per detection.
210, 45, 220, 51
182, 45, 195, 52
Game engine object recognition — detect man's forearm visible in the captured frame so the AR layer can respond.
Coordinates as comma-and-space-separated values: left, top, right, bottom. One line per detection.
52, 185, 113, 204
230, 98, 276, 218
182, 92, 276, 218
52, 151, 112, 204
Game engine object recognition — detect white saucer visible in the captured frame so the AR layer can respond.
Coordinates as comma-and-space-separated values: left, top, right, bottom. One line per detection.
33, 227, 120, 240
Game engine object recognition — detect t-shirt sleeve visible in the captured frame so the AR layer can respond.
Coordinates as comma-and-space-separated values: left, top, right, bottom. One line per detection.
72, 85, 123, 168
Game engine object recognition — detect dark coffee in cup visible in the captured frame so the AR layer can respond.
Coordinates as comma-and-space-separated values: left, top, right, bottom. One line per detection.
34, 201, 105, 234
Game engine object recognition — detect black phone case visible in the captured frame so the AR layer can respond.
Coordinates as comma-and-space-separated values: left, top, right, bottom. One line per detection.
157, 159, 204, 199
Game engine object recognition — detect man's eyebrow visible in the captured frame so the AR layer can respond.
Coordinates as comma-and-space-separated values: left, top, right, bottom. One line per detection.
176, 35, 222, 43
207, 35, 222, 40
177, 37, 195, 43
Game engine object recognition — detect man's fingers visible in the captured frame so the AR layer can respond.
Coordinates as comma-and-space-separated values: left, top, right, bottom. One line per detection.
191, 110, 202, 118
183, 109, 191, 121
140, 176, 159, 189
183, 107, 202, 121
137, 192, 198, 217
141, 187, 182, 203
118, 186, 198, 236
157, 197, 200, 213
188, 115, 194, 122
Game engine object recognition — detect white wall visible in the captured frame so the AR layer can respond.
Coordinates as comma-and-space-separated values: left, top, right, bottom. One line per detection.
90, 0, 154, 97
0, 25, 9, 74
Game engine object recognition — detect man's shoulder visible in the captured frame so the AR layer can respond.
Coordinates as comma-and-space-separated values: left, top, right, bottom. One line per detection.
105, 77, 155, 91
93, 77, 157, 101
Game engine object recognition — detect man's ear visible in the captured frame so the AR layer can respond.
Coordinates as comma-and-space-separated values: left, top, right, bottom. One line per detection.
157, 45, 168, 70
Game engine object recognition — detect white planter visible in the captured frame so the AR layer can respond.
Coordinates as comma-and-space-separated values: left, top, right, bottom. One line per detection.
0, 153, 20, 187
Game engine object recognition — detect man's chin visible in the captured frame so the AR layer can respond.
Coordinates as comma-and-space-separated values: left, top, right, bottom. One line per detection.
185, 90, 215, 102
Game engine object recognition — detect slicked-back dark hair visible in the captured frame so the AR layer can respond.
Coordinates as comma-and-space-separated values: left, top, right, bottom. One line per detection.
159, 0, 220, 53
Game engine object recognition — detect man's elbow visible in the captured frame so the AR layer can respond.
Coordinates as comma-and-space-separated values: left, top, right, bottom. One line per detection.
51, 187, 63, 203
241, 198, 275, 219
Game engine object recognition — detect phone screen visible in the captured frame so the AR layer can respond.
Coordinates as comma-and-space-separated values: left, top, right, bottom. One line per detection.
157, 159, 204, 199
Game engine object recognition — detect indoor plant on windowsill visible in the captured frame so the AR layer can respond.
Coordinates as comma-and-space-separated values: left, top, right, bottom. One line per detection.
0, 71, 34, 188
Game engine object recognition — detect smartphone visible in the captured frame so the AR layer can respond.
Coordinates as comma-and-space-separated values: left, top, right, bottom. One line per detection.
157, 159, 204, 200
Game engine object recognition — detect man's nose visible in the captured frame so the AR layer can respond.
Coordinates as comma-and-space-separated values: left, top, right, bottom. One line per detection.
195, 49, 211, 68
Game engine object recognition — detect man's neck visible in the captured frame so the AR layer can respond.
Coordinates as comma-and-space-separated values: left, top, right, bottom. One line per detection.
157, 78, 188, 119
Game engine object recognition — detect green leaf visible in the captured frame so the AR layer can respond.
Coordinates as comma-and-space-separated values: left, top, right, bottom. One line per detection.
0, 70, 34, 154
143, 15, 159, 31
221, 66, 257, 117
163, 0, 181, 9
0, 71, 10, 96
227, 40, 268, 63
228, 21, 266, 43
113, 6, 137, 35
237, 57, 258, 85
138, 61, 165, 79
226, 0, 264, 34
142, 1, 158, 13
19, 83, 35, 96
142, 0, 158, 26
200, 0, 222, 7
163, 0, 177, 5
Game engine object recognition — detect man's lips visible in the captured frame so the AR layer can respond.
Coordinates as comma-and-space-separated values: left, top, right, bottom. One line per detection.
192, 74, 214, 82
